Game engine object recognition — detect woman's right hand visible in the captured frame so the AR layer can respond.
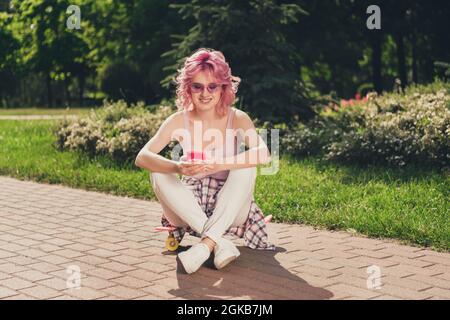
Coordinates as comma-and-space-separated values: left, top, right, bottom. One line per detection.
176, 160, 210, 176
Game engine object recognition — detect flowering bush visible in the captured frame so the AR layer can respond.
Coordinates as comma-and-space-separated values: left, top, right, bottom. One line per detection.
54, 100, 174, 163
320, 93, 370, 114
282, 82, 450, 168
55, 83, 449, 169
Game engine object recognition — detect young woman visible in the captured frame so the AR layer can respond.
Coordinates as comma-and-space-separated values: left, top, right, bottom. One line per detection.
135, 48, 275, 274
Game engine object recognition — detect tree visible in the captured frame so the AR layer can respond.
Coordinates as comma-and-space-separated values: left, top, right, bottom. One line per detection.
127, 0, 189, 103
290, 0, 376, 97
10, 0, 91, 107
0, 8, 19, 106
162, 0, 312, 123
80, 0, 187, 104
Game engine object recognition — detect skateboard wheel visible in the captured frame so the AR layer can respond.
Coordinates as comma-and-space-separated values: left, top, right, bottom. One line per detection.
165, 236, 179, 251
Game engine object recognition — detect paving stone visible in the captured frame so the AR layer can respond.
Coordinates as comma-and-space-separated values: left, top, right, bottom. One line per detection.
1, 277, 35, 290
62, 287, 108, 300
0, 176, 448, 301
0, 287, 20, 299
14, 270, 53, 282
19, 285, 61, 299
103, 285, 147, 299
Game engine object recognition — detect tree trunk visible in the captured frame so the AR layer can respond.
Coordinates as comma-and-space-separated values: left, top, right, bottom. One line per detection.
371, 32, 383, 93
395, 32, 407, 89
411, 31, 418, 83
64, 77, 71, 107
78, 72, 85, 107
46, 72, 53, 108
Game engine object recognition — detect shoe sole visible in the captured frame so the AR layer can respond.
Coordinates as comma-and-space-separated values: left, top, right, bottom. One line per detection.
215, 246, 240, 269
215, 254, 238, 269
178, 252, 197, 274
178, 243, 211, 274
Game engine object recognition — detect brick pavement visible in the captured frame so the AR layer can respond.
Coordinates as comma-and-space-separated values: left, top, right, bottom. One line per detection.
0, 176, 448, 300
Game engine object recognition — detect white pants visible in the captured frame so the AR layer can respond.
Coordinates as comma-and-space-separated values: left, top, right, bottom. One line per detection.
150, 167, 257, 244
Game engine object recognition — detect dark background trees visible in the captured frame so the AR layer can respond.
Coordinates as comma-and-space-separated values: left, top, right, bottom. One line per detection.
0, 0, 448, 123
162, 0, 312, 122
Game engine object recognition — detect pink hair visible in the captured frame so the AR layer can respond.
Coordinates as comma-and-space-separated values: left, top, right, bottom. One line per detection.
175, 48, 241, 116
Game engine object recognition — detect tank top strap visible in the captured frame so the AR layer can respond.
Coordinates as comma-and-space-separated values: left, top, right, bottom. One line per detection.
224, 108, 238, 156
226, 108, 235, 129
183, 109, 189, 130
180, 110, 191, 153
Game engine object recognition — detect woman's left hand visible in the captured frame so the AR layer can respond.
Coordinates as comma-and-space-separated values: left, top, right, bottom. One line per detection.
202, 160, 224, 175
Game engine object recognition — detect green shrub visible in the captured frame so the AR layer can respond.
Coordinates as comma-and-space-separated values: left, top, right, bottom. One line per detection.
55, 100, 174, 163
56, 83, 449, 168
99, 62, 144, 103
281, 82, 450, 168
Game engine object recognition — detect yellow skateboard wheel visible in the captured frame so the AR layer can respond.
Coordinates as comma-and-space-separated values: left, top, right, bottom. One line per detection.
165, 236, 179, 251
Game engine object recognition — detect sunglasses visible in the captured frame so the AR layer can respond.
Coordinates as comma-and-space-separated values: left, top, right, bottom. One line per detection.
190, 82, 224, 94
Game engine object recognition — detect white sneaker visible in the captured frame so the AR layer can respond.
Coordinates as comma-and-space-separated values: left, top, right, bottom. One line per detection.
178, 243, 211, 274
214, 238, 240, 270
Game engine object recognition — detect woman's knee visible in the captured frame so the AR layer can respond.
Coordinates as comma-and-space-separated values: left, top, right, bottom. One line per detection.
150, 172, 160, 189
163, 213, 188, 228
228, 166, 257, 180
150, 172, 174, 189
232, 212, 249, 227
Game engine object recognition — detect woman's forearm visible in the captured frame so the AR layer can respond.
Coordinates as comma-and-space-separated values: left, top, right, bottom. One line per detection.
219, 146, 272, 170
135, 150, 179, 173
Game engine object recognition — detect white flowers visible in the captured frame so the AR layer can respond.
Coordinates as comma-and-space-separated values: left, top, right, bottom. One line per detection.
281, 84, 450, 167
55, 100, 174, 163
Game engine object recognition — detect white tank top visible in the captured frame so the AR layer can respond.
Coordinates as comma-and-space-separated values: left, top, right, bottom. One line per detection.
179, 108, 239, 180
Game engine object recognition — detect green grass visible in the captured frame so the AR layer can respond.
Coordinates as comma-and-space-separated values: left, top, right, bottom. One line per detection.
0, 120, 448, 251
256, 158, 449, 251
0, 120, 150, 198
0, 107, 94, 116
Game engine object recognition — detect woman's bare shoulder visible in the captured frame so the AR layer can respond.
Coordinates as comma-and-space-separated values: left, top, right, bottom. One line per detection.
232, 108, 254, 128
163, 109, 184, 129
159, 109, 187, 143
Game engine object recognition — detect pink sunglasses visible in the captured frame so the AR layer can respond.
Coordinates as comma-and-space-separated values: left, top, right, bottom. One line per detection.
190, 82, 224, 94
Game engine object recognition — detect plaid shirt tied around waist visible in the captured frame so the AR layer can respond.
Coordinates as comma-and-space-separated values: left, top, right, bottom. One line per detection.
161, 175, 275, 251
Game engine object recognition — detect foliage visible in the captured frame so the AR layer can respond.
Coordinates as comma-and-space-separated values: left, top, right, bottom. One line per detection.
434, 61, 450, 81
1, 0, 449, 122
99, 61, 144, 103
162, 0, 313, 123
282, 82, 450, 168
0, 10, 18, 106
54, 100, 174, 163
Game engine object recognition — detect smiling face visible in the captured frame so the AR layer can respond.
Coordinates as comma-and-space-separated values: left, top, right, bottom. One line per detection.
190, 70, 223, 112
